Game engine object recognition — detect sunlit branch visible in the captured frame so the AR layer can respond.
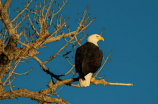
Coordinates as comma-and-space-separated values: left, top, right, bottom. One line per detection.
100, 28, 105, 36
41, 0, 45, 22
43, 37, 73, 64
45, 0, 53, 25
18, 40, 30, 48
12, 0, 32, 22
33, 56, 48, 71
48, 0, 68, 28
62, 65, 75, 76
33, 56, 61, 81
3, 59, 21, 87
94, 50, 112, 77
14, 15, 27, 29
45, 31, 75, 43
13, 68, 33, 75
74, 35, 81, 46
27, 13, 39, 36
3, 0, 12, 10
0, 88, 70, 104
91, 78, 133, 86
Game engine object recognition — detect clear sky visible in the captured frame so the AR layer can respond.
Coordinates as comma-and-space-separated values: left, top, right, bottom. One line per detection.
1, 0, 158, 104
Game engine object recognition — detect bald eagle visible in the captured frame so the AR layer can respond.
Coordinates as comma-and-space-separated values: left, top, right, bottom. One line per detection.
75, 34, 104, 87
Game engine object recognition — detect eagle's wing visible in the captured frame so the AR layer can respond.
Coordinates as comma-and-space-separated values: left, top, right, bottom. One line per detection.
75, 46, 82, 73
82, 49, 103, 75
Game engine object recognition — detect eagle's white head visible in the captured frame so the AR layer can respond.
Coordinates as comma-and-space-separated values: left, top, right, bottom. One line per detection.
87, 34, 104, 46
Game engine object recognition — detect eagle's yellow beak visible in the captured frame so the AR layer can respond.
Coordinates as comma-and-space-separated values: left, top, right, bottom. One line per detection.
98, 36, 104, 41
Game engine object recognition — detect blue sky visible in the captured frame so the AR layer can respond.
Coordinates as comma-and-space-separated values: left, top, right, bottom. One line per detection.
1, 0, 158, 104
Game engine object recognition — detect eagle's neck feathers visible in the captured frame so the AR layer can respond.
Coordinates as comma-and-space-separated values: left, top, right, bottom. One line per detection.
87, 40, 98, 46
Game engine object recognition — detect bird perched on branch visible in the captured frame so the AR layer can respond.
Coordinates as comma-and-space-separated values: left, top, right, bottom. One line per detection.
75, 34, 104, 87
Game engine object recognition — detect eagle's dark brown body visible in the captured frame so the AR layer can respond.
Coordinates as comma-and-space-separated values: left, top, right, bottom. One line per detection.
75, 42, 103, 80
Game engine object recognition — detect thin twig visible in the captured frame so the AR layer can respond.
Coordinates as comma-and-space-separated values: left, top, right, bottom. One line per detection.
27, 13, 39, 36
62, 65, 75, 76
94, 50, 113, 77
12, 0, 32, 22
43, 36, 74, 64
13, 68, 33, 75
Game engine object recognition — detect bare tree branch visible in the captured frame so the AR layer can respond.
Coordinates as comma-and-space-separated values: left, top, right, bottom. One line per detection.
3, 0, 12, 10
94, 50, 113, 77
0, 89, 70, 104
91, 78, 133, 86
12, 0, 32, 22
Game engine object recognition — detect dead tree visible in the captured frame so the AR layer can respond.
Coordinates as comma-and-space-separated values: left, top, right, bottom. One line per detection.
0, 0, 133, 104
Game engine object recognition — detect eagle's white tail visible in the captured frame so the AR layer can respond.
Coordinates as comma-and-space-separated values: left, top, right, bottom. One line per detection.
79, 73, 93, 87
